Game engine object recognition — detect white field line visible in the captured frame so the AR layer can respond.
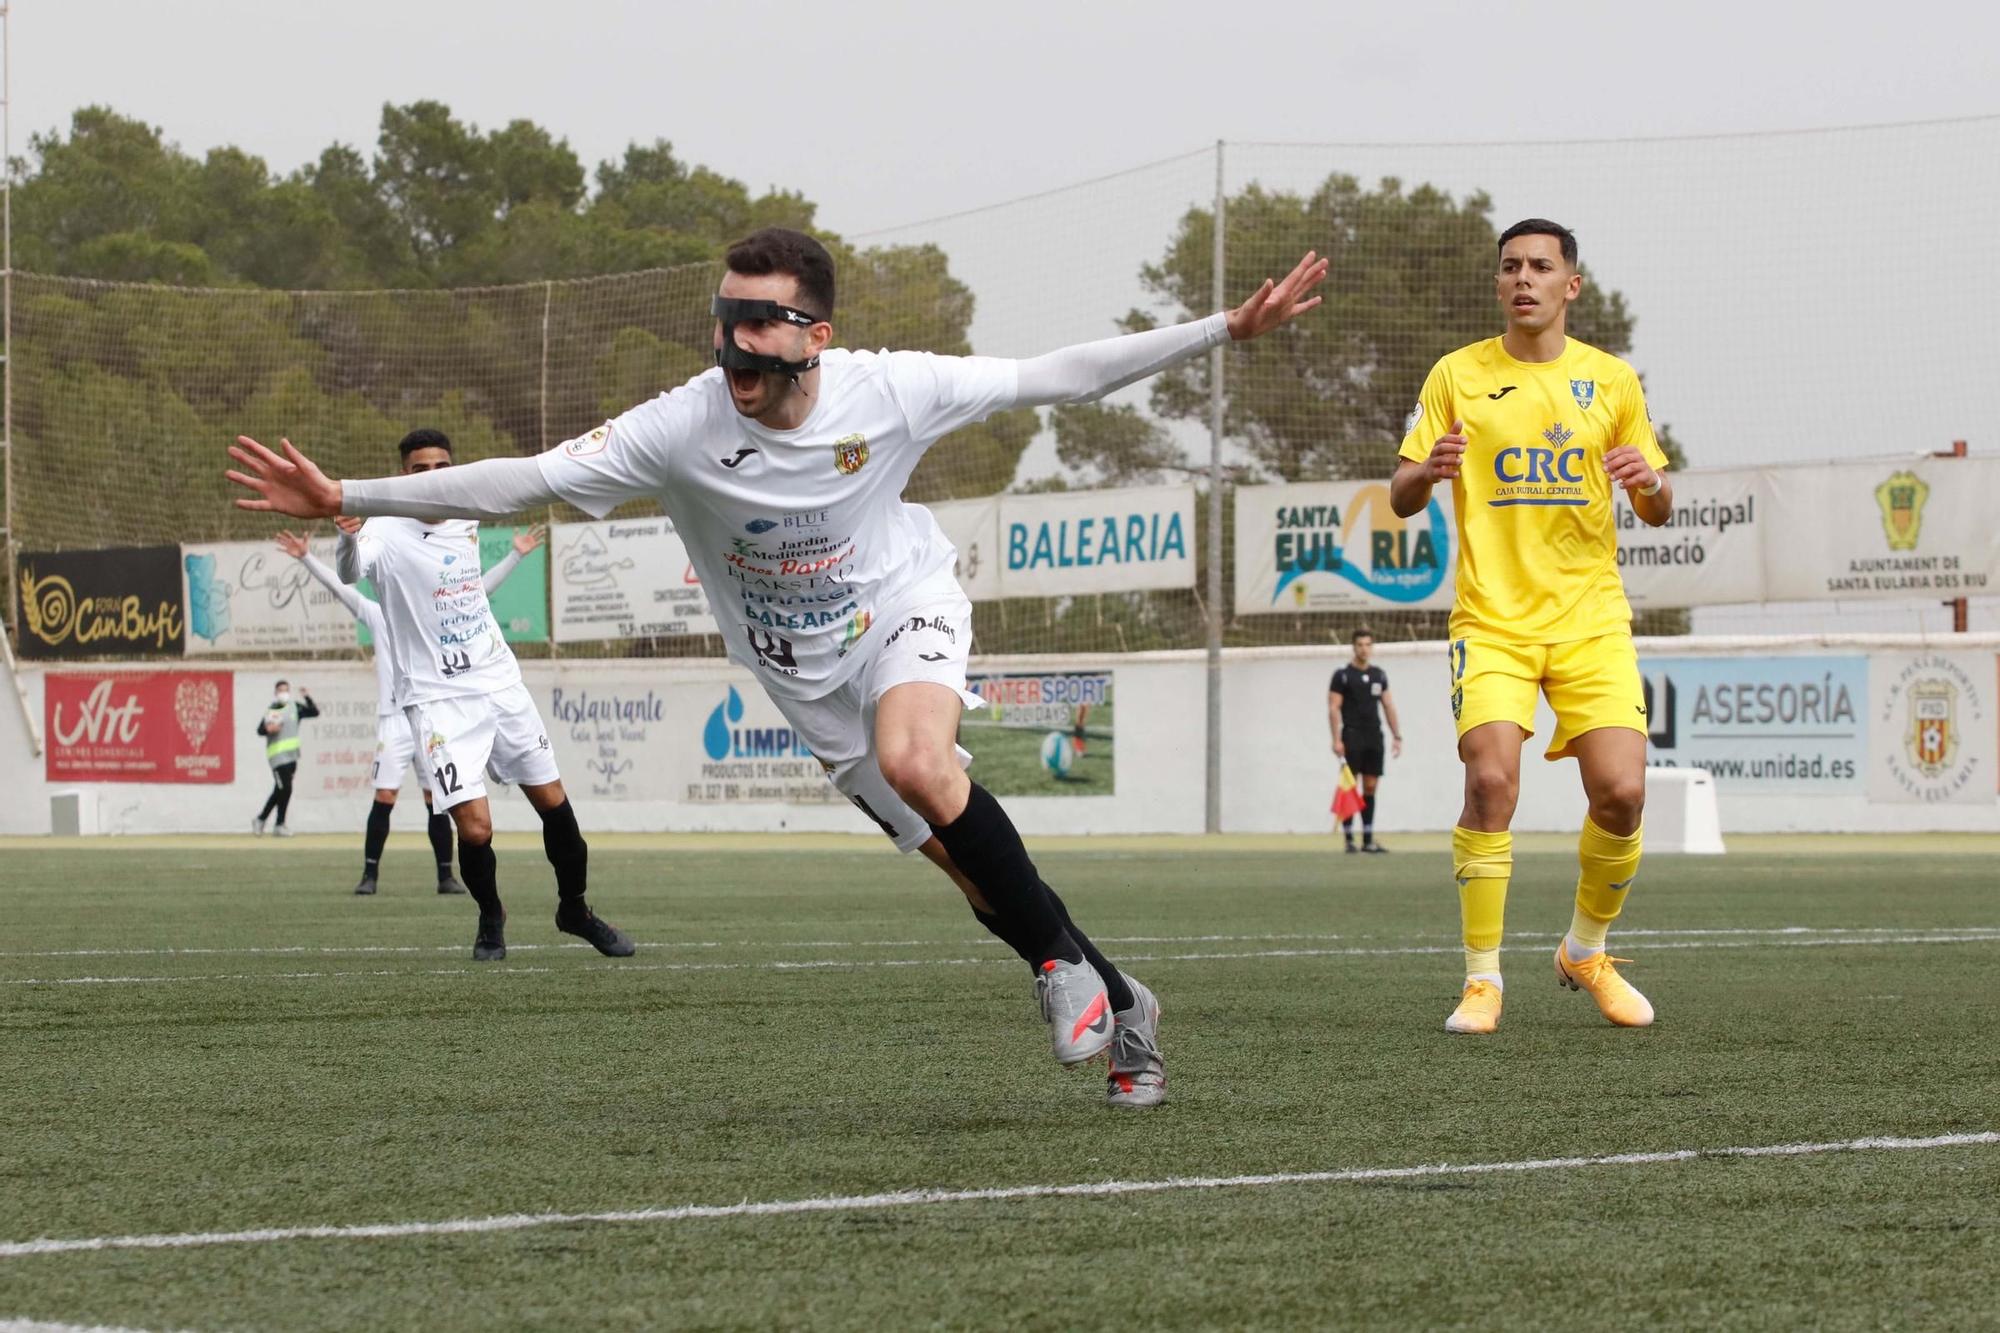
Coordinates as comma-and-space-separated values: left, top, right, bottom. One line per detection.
1, 1131, 1992, 1262
3, 924, 1991, 962
0, 1321, 178, 1333
5, 929, 1997, 988
0, 1321, 176, 1332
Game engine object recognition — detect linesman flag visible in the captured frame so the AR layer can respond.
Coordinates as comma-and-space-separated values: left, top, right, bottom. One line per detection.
1331, 764, 1365, 821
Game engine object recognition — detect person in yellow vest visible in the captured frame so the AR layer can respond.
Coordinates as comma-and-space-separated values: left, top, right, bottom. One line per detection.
1391, 218, 1672, 1036
252, 680, 319, 837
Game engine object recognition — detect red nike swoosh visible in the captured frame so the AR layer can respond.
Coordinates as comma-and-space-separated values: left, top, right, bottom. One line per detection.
1071, 992, 1110, 1043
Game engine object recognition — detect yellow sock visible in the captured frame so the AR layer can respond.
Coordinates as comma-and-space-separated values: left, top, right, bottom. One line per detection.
1452, 826, 1512, 981
1569, 816, 1643, 955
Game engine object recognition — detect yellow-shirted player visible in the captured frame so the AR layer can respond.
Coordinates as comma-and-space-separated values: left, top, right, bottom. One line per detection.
1390, 218, 1673, 1035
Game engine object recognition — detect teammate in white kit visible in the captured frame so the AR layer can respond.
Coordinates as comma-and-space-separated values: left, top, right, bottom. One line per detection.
229, 230, 1325, 1106
330, 428, 633, 961
276, 515, 544, 896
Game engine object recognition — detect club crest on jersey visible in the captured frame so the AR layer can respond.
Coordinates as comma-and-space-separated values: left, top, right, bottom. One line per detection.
832, 434, 869, 475
565, 424, 611, 457
1403, 402, 1423, 435
1569, 379, 1596, 411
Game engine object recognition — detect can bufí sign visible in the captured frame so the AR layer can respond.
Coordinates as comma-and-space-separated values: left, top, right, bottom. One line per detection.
16, 546, 186, 658
45, 671, 234, 783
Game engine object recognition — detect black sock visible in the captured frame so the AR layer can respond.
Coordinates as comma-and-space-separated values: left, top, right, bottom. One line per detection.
362, 801, 392, 875
427, 807, 454, 878
458, 838, 501, 916
973, 908, 1042, 971
1341, 817, 1354, 840
1363, 792, 1377, 840
1044, 885, 1134, 1013
932, 783, 1078, 966
538, 798, 589, 904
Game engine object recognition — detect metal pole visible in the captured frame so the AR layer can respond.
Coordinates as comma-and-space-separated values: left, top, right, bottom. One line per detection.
541, 280, 560, 666
1935, 439, 1968, 632
1204, 141, 1225, 834
0, 3, 33, 757
2, 3, 14, 644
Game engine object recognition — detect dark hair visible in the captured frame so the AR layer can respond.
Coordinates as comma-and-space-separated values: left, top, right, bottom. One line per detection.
398, 427, 453, 459
726, 227, 836, 321
1352, 628, 1374, 644
1498, 218, 1577, 267
274, 679, 289, 689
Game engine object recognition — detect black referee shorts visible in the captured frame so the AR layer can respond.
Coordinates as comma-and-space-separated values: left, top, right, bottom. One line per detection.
1342, 729, 1385, 778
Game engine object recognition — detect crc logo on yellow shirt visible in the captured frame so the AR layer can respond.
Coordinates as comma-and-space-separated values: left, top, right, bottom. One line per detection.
1489, 422, 1588, 508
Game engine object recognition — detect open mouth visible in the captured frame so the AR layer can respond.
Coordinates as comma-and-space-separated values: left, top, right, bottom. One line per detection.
728, 368, 763, 396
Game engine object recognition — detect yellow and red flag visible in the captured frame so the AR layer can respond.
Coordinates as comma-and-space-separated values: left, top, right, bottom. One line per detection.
1331, 764, 1365, 821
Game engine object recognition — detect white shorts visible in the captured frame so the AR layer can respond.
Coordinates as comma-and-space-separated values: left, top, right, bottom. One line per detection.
768, 588, 980, 854
370, 712, 430, 794
403, 681, 561, 812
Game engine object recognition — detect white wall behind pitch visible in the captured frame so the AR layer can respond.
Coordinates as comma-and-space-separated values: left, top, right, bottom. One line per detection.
1, 637, 1994, 838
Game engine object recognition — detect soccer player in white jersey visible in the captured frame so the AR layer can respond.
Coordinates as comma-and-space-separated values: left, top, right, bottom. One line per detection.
229, 229, 1325, 1107
332, 428, 633, 962
275, 517, 545, 896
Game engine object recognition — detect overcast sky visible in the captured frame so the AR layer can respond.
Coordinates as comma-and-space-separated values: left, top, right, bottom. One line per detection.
13, 0, 1997, 237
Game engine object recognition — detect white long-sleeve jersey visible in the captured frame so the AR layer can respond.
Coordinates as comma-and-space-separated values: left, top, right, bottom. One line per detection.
342, 313, 1229, 700
300, 546, 525, 715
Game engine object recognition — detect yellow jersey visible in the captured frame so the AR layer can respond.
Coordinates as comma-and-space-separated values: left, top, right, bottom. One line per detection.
1397, 337, 1666, 645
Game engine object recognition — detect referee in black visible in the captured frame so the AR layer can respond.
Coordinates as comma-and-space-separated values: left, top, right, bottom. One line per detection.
1328, 628, 1402, 853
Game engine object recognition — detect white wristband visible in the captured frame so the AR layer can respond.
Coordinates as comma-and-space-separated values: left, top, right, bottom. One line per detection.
1638, 478, 1662, 497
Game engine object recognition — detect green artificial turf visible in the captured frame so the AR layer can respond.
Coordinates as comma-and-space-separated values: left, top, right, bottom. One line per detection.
0, 837, 1994, 1330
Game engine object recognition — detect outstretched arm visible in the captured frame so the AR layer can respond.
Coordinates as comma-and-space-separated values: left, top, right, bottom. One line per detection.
281, 527, 369, 618
300, 551, 368, 618
1014, 314, 1230, 407
1012, 251, 1327, 407
482, 547, 524, 593
228, 437, 558, 522
482, 523, 544, 593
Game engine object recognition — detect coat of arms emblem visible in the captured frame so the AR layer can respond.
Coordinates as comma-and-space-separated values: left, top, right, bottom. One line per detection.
1905, 680, 1956, 778
1874, 471, 1928, 551
833, 433, 869, 475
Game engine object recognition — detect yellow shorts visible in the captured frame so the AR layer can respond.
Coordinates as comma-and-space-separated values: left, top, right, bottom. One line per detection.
1449, 633, 1645, 761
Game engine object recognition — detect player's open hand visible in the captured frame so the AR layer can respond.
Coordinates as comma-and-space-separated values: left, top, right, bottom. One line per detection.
513, 523, 548, 556
1225, 251, 1328, 342
274, 530, 310, 559
228, 436, 342, 519
1424, 421, 1468, 482
1603, 444, 1658, 492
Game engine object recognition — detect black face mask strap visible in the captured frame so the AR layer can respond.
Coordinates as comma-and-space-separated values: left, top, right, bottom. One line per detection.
712, 297, 822, 384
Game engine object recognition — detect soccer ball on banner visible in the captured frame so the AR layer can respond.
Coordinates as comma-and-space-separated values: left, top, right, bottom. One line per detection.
1039, 730, 1077, 778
